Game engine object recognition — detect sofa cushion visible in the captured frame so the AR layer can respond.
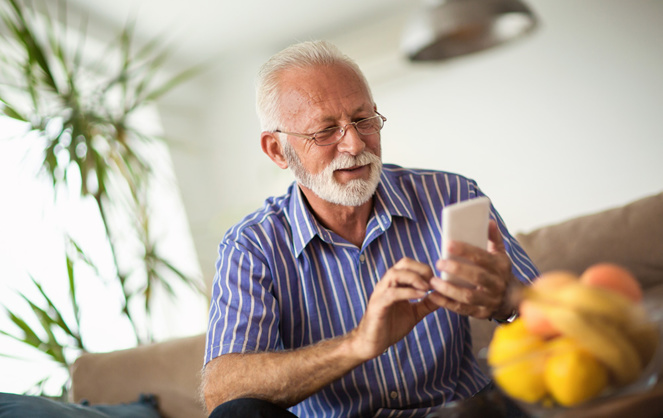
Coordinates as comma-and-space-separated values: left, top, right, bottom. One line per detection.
515, 192, 663, 290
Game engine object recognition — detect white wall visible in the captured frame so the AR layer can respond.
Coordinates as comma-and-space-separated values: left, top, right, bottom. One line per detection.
160, 0, 663, 286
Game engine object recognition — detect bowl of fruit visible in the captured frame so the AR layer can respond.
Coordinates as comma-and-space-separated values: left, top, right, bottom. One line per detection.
487, 263, 663, 417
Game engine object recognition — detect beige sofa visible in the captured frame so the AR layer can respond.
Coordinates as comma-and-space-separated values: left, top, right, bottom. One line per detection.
70, 192, 663, 418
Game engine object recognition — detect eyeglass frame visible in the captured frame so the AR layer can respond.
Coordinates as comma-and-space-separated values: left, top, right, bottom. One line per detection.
274, 112, 387, 146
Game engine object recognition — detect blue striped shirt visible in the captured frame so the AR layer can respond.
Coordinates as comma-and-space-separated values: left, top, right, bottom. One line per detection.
205, 164, 539, 417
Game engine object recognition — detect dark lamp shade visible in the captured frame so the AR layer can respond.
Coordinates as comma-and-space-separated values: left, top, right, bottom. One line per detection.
402, 0, 538, 61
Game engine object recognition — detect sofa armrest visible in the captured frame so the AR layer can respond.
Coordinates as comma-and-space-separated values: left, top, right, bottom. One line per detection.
70, 334, 207, 418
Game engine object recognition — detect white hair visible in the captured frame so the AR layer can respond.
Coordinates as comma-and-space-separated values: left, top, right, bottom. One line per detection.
255, 40, 373, 132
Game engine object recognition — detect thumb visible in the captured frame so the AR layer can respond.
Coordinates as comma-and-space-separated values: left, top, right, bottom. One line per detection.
487, 220, 505, 253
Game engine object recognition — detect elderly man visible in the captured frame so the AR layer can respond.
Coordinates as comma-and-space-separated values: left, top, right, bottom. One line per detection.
202, 40, 538, 418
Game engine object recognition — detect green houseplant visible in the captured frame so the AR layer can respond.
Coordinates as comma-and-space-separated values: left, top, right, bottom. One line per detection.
0, 0, 204, 396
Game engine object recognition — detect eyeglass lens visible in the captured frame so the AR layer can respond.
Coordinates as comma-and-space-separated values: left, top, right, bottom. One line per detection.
315, 115, 384, 144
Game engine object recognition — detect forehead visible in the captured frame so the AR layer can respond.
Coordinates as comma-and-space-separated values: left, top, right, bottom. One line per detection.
278, 64, 374, 123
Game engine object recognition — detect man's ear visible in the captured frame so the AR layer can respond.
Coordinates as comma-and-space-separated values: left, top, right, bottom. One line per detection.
261, 132, 288, 169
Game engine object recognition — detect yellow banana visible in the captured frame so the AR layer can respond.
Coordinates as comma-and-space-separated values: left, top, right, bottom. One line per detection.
532, 301, 643, 386
525, 282, 639, 328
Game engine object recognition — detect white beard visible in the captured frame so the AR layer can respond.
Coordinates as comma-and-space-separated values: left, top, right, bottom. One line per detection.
282, 141, 382, 207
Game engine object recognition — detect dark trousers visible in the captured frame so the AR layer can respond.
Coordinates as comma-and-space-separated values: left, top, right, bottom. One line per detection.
208, 384, 528, 418
208, 398, 298, 418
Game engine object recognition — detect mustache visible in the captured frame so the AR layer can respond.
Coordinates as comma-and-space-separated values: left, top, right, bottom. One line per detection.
329, 152, 381, 170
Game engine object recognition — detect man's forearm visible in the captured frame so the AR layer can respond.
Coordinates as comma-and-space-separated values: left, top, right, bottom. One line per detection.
202, 331, 367, 412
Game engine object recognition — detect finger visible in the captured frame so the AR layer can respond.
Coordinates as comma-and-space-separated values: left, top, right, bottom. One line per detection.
423, 285, 494, 319
380, 268, 432, 292
382, 287, 430, 304
393, 257, 435, 279
444, 240, 495, 270
429, 276, 498, 308
425, 291, 504, 319
444, 240, 511, 285
437, 258, 494, 290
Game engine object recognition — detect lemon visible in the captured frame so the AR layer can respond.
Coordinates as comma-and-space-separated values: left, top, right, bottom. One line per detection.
487, 318, 547, 367
544, 341, 609, 406
488, 318, 550, 403
493, 355, 548, 403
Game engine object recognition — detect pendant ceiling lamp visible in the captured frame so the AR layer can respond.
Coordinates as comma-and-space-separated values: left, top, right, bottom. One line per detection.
401, 0, 539, 62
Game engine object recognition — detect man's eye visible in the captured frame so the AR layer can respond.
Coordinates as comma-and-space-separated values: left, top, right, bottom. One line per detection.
314, 127, 338, 141
356, 119, 373, 128
358, 117, 380, 129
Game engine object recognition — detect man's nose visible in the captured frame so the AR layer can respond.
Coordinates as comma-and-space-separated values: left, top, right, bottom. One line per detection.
336, 124, 366, 155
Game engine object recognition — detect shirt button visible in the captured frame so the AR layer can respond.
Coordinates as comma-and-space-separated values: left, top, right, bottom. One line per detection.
390, 391, 398, 399
359, 254, 365, 263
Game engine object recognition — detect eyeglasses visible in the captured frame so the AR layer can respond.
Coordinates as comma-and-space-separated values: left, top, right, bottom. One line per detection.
275, 112, 387, 146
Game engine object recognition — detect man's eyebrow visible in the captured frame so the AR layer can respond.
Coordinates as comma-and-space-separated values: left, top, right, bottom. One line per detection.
353, 105, 374, 115
321, 106, 374, 122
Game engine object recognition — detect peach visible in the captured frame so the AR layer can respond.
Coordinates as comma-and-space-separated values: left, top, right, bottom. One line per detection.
520, 299, 561, 338
580, 263, 642, 303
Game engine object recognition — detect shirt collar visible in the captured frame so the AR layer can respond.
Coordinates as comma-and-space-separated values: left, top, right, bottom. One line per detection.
287, 165, 418, 257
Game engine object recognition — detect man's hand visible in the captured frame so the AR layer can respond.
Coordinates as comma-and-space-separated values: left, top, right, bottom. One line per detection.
429, 220, 521, 320
349, 257, 440, 360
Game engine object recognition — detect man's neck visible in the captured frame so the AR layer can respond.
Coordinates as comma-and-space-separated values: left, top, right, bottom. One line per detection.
298, 186, 373, 248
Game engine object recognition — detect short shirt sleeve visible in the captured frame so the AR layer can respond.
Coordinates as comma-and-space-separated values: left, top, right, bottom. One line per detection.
204, 238, 281, 364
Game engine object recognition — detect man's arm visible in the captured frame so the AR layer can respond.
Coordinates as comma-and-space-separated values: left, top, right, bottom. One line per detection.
202, 333, 360, 411
202, 258, 440, 412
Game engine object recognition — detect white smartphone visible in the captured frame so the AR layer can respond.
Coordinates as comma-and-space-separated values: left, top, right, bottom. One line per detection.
440, 196, 491, 288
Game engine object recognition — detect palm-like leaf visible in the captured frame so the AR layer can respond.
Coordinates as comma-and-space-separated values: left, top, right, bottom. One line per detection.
1, 273, 81, 367
0, 0, 205, 395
